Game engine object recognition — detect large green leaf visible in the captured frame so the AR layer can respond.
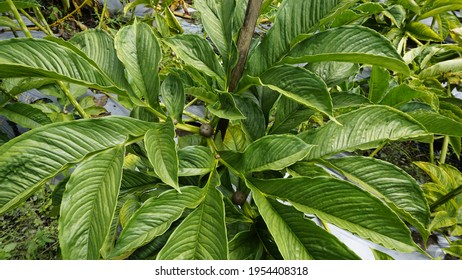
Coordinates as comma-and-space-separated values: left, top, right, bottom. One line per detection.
0, 103, 51, 129
283, 26, 410, 75
306, 61, 359, 88
249, 177, 419, 252
234, 93, 266, 141
160, 74, 184, 123
396, 0, 420, 14
208, 91, 245, 120
70, 29, 131, 96
59, 145, 125, 259
406, 22, 442, 42
157, 171, 228, 260
251, 189, 361, 260
0, 116, 153, 215
164, 35, 225, 87
228, 230, 264, 260
419, 58, 462, 79
178, 146, 215, 176
269, 96, 314, 135
380, 84, 430, 107
418, 0, 462, 20
325, 156, 430, 239
331, 92, 372, 110
0, 38, 123, 94
257, 65, 333, 119
120, 169, 161, 196
220, 134, 314, 173
245, 0, 357, 76
108, 187, 206, 259
368, 66, 390, 104
407, 110, 462, 137
195, 0, 237, 73
145, 119, 179, 191
222, 123, 251, 152
115, 22, 161, 107
299, 106, 429, 160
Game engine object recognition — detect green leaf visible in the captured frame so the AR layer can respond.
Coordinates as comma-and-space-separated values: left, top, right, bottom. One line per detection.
70, 29, 131, 96
0, 116, 153, 215
0, 0, 40, 12
331, 93, 372, 110
0, 16, 18, 28
407, 110, 462, 137
228, 230, 264, 260
0, 103, 51, 129
178, 146, 215, 176
299, 106, 429, 160
120, 169, 161, 195
119, 196, 141, 229
59, 145, 125, 259
406, 22, 443, 42
395, 0, 420, 14
109, 187, 206, 259
269, 95, 315, 135
249, 177, 419, 252
221, 134, 314, 174
208, 91, 245, 120
372, 249, 394, 260
418, 0, 462, 20
380, 84, 430, 107
222, 123, 251, 152
444, 244, 462, 259
258, 65, 333, 119
369, 66, 390, 103
164, 35, 225, 86
419, 58, 462, 79
115, 22, 161, 107
234, 93, 266, 141
160, 74, 185, 123
0, 38, 123, 95
245, 0, 357, 76
195, 0, 237, 72
283, 26, 410, 75
250, 189, 361, 260
288, 162, 332, 178
384, 5, 407, 28
307, 61, 359, 87
326, 156, 430, 239
157, 171, 228, 260
145, 119, 179, 191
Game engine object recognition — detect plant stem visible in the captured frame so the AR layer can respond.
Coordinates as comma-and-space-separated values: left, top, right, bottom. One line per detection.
98, 0, 108, 29
182, 110, 208, 124
57, 81, 90, 119
33, 7, 53, 35
229, 0, 264, 92
217, 0, 263, 139
183, 97, 198, 110
175, 122, 200, 134
369, 142, 386, 157
439, 135, 450, 165
19, 9, 49, 35
6, 0, 32, 38
429, 141, 435, 164
50, 0, 92, 27
430, 184, 462, 212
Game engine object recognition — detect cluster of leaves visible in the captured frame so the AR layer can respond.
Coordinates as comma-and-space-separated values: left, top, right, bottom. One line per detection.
0, 0, 462, 260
